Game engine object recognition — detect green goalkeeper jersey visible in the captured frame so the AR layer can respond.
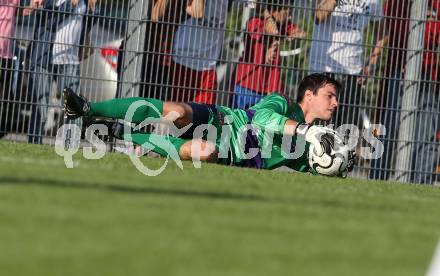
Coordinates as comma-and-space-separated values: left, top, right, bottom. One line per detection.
213, 93, 310, 172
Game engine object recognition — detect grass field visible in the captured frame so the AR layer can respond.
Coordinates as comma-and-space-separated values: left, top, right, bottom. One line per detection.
1, 141, 440, 276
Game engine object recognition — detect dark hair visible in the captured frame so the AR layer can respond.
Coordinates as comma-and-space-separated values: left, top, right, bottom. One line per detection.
261, 0, 295, 11
296, 73, 341, 103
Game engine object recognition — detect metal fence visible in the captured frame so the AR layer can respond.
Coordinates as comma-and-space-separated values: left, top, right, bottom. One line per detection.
1, 0, 439, 184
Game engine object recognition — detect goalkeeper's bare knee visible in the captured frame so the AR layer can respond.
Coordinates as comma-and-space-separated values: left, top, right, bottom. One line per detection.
179, 140, 218, 163
163, 102, 193, 128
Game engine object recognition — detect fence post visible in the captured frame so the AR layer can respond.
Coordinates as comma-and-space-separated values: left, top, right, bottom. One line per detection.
119, 0, 147, 97
394, 0, 427, 182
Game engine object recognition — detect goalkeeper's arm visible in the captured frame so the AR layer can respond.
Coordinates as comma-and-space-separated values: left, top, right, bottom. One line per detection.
251, 107, 329, 157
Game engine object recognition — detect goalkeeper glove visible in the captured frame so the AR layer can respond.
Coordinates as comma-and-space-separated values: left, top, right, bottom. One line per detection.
296, 124, 341, 157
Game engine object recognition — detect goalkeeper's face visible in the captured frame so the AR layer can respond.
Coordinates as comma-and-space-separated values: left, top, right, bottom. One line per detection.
310, 83, 338, 121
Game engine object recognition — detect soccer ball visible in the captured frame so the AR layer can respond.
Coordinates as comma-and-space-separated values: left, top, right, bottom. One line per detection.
308, 132, 353, 177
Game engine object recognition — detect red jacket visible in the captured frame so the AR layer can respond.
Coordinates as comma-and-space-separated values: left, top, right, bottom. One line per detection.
235, 17, 298, 93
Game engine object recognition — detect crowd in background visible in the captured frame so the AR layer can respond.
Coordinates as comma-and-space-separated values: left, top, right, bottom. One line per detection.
1, 0, 439, 184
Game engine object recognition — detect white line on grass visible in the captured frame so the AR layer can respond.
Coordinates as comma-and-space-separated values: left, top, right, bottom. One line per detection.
426, 239, 440, 276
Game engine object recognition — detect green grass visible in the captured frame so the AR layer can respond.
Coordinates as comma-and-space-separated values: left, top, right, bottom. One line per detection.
0, 141, 440, 276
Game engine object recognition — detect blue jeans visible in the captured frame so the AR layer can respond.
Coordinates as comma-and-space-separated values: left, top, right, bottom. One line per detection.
232, 85, 264, 109
369, 71, 438, 184
28, 64, 81, 144
369, 71, 402, 180
412, 80, 438, 184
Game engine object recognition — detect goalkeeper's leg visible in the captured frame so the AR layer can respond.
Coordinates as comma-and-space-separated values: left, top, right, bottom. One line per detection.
106, 120, 218, 162
130, 134, 218, 162
63, 87, 205, 129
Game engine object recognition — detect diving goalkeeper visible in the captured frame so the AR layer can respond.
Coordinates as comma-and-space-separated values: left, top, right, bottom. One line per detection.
63, 73, 353, 175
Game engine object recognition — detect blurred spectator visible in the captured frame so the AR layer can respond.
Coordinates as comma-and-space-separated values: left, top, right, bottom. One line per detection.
138, 0, 187, 100
0, 0, 19, 92
0, 0, 20, 135
309, 0, 388, 127
27, 0, 92, 144
233, 2, 306, 109
170, 0, 229, 104
369, 0, 440, 184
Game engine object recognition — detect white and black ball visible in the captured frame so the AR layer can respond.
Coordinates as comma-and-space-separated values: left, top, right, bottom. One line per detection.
308, 133, 353, 177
